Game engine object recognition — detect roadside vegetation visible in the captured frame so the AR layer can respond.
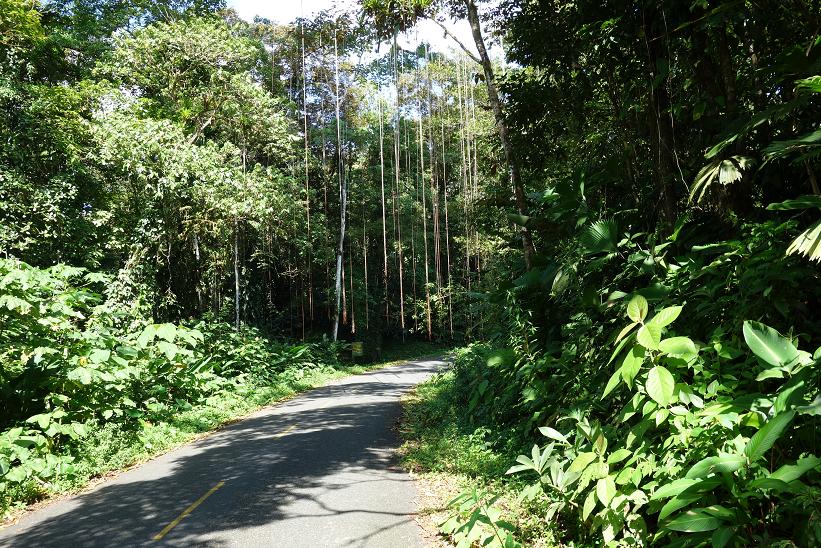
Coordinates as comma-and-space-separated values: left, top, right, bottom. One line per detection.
0, 258, 444, 519
3, 0, 819, 545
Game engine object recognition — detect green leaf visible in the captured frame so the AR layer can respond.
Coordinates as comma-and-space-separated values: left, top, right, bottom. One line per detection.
136, 324, 156, 348
601, 368, 622, 399
88, 349, 111, 364
580, 220, 618, 255
748, 478, 792, 492
755, 367, 785, 381
507, 213, 530, 226
646, 366, 675, 406
685, 455, 746, 479
659, 493, 700, 520
596, 476, 617, 506
607, 449, 632, 465
582, 490, 596, 521
786, 220, 821, 262
156, 323, 176, 342
4, 466, 27, 483
538, 427, 568, 444
743, 321, 799, 367
627, 295, 648, 323
711, 527, 734, 548
651, 478, 699, 500
615, 322, 638, 343
68, 367, 93, 385
637, 323, 662, 350
607, 334, 633, 366
659, 337, 697, 357
569, 452, 597, 474
647, 306, 682, 328
157, 341, 180, 360
766, 195, 821, 210
665, 509, 721, 533
620, 345, 644, 387
744, 411, 795, 462
770, 456, 821, 482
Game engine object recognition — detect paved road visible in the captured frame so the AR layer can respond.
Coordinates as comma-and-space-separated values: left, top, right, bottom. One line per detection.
0, 357, 448, 547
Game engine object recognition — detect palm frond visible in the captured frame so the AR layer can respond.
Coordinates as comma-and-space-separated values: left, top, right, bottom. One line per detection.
690, 156, 755, 202
579, 220, 618, 255
786, 220, 821, 261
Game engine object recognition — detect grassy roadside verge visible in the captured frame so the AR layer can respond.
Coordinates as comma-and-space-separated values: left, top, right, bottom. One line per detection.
399, 368, 557, 547
2, 345, 447, 524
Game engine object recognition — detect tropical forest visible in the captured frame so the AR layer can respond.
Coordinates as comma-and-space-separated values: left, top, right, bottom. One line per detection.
0, 0, 820, 546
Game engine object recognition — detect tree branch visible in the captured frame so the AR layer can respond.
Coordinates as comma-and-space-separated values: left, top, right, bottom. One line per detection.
430, 18, 480, 64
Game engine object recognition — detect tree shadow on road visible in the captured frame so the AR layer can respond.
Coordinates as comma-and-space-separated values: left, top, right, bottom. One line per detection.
0, 360, 447, 548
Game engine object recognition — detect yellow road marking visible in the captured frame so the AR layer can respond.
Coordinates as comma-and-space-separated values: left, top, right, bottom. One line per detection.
153, 480, 224, 541
273, 424, 297, 438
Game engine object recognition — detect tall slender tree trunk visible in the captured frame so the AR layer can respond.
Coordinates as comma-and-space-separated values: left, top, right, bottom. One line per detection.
379, 94, 389, 322
301, 8, 313, 325
233, 218, 240, 331
363, 197, 369, 330
442, 117, 454, 339
464, 0, 535, 269
332, 27, 347, 341
419, 99, 432, 341
393, 33, 406, 336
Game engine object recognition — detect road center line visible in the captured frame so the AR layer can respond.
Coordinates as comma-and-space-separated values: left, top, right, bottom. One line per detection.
273, 424, 297, 438
153, 480, 225, 541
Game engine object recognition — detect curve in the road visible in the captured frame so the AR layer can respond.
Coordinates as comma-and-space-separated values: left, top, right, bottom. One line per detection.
0, 357, 448, 548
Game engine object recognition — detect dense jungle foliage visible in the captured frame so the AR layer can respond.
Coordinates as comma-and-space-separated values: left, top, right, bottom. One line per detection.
2, 0, 821, 545
378, 0, 821, 546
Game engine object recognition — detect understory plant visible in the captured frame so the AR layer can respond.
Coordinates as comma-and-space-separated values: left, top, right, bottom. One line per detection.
0, 258, 345, 512
509, 295, 821, 545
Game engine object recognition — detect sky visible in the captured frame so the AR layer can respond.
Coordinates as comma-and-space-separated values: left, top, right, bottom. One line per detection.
226, 0, 484, 57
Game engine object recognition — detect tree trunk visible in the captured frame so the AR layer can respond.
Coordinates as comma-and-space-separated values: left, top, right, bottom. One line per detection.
393, 33, 406, 336
464, 0, 535, 269
332, 28, 347, 341
233, 218, 240, 331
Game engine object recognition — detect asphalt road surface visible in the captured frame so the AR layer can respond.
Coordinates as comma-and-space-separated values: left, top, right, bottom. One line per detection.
0, 357, 449, 548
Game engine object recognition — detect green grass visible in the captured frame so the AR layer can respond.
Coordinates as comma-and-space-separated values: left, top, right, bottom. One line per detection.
2, 348, 447, 521
398, 369, 558, 547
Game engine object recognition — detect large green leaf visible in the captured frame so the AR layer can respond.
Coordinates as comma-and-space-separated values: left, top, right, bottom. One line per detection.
665, 509, 722, 532
646, 366, 674, 406
651, 478, 699, 500
156, 323, 177, 342
569, 452, 597, 473
711, 527, 735, 548
744, 411, 795, 462
626, 295, 648, 322
579, 220, 618, 255
767, 195, 821, 211
637, 323, 662, 350
659, 336, 697, 357
685, 456, 746, 479
647, 306, 682, 328
770, 455, 821, 482
596, 476, 617, 506
742, 321, 799, 367
620, 345, 644, 386
601, 368, 622, 399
